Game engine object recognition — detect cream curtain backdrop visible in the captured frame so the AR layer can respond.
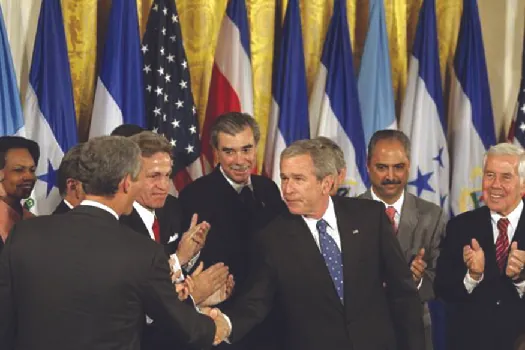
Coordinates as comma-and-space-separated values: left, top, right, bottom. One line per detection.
0, 0, 523, 171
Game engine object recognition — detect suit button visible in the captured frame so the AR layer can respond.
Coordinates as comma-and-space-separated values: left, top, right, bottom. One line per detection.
496, 300, 501, 305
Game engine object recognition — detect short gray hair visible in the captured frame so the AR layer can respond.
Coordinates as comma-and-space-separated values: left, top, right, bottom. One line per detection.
484, 143, 525, 183
367, 130, 411, 162
280, 139, 338, 181
78, 136, 142, 196
313, 136, 346, 171
129, 131, 172, 158
210, 112, 261, 149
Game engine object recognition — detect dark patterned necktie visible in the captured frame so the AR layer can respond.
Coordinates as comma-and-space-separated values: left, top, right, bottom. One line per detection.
316, 219, 344, 303
495, 218, 510, 272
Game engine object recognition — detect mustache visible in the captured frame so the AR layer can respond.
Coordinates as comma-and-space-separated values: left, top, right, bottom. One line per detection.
381, 179, 402, 186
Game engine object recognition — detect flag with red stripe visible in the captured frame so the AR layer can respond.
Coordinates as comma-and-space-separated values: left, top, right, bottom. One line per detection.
201, 0, 253, 173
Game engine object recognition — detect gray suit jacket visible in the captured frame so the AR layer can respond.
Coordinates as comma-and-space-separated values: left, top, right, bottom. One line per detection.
359, 190, 446, 302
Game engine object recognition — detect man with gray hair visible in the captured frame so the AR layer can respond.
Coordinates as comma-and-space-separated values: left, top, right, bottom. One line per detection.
219, 138, 425, 350
53, 143, 85, 214
0, 136, 225, 350
179, 111, 287, 350
360, 129, 446, 350
436, 143, 525, 350
314, 136, 348, 196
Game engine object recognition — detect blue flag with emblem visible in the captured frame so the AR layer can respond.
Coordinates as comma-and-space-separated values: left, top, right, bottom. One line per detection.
400, 0, 449, 210
23, 0, 78, 215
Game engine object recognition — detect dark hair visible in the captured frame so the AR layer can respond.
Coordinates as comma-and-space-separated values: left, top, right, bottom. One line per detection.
57, 143, 84, 196
78, 136, 141, 196
0, 136, 40, 169
110, 124, 146, 137
367, 130, 411, 163
210, 112, 260, 149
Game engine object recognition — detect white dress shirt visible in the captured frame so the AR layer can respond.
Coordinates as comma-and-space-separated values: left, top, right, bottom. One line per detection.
464, 200, 525, 297
302, 197, 341, 251
371, 188, 404, 228
63, 199, 74, 209
220, 165, 253, 192
79, 200, 118, 219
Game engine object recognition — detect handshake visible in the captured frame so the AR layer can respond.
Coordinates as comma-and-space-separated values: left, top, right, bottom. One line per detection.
201, 307, 232, 345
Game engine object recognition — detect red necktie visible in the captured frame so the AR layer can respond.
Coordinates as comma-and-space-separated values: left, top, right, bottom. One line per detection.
495, 218, 510, 272
152, 216, 161, 243
385, 206, 397, 234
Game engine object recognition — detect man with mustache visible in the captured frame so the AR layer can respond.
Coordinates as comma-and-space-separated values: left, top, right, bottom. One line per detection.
0, 136, 39, 253
359, 130, 446, 350
435, 143, 525, 350
178, 112, 288, 350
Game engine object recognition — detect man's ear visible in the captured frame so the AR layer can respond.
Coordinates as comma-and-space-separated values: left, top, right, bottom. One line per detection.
321, 175, 335, 195
121, 174, 131, 194
0, 169, 4, 182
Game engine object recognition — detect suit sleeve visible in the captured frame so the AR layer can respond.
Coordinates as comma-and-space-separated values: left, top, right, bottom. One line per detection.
434, 219, 472, 302
0, 228, 17, 349
378, 206, 425, 350
141, 246, 215, 349
418, 209, 447, 302
223, 233, 277, 343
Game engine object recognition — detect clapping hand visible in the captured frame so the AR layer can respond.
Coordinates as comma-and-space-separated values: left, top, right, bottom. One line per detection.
176, 214, 210, 266
463, 238, 485, 281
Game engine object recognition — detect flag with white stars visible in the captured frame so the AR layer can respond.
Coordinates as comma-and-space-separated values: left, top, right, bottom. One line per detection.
23, 0, 78, 215
142, 0, 202, 189
509, 29, 525, 149
400, 0, 449, 210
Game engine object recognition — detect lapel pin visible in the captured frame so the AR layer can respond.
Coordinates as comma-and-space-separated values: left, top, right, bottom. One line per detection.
352, 229, 359, 235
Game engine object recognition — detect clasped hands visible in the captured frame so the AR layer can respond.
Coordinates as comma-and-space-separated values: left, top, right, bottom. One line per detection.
463, 238, 525, 281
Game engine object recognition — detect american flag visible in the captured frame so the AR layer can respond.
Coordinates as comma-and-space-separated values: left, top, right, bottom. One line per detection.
509, 29, 525, 149
142, 0, 202, 190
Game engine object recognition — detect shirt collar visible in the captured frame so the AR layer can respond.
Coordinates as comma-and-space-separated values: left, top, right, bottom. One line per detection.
302, 197, 337, 229
490, 200, 524, 230
370, 188, 405, 215
133, 201, 155, 227
219, 165, 253, 193
63, 199, 74, 209
80, 200, 119, 219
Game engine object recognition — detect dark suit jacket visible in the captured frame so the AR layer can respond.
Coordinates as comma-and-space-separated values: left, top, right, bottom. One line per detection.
178, 166, 287, 349
226, 196, 425, 350
120, 195, 183, 256
435, 204, 525, 350
0, 205, 215, 350
52, 200, 72, 215
120, 195, 186, 350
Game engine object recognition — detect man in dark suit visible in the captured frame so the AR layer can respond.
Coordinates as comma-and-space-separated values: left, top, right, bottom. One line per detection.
359, 130, 446, 350
53, 143, 85, 214
435, 143, 525, 350
178, 112, 288, 349
0, 136, 224, 350
217, 139, 425, 350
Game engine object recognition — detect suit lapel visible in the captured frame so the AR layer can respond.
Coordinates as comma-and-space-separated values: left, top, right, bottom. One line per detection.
511, 201, 525, 246
126, 208, 151, 239
286, 214, 344, 314
397, 194, 419, 258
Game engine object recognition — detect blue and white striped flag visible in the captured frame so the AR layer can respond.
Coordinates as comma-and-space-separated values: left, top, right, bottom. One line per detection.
89, 0, 145, 138
449, 0, 496, 215
357, 0, 397, 146
400, 0, 449, 210
23, 0, 78, 215
0, 5, 24, 136
263, 0, 309, 186
309, 0, 369, 196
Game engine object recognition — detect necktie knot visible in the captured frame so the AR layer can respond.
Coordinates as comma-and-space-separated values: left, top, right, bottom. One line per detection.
316, 219, 328, 235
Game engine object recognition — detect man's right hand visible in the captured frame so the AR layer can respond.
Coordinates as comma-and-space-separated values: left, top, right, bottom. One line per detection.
201, 308, 231, 345
176, 214, 210, 266
463, 238, 485, 281
191, 262, 229, 305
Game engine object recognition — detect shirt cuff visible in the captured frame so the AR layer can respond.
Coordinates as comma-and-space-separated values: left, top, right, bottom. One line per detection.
417, 277, 423, 290
184, 251, 201, 272
170, 253, 185, 282
221, 312, 233, 345
513, 279, 525, 298
463, 271, 483, 294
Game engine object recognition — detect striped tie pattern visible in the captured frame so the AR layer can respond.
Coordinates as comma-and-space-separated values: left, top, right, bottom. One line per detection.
495, 218, 510, 273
